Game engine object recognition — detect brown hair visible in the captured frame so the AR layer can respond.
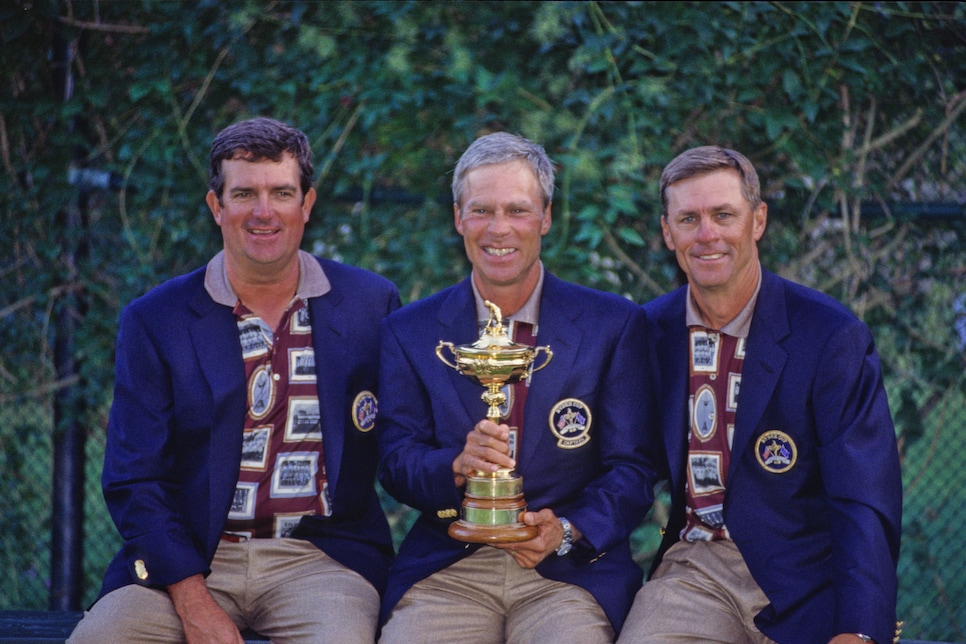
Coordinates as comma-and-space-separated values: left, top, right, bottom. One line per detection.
660, 146, 761, 217
208, 117, 314, 202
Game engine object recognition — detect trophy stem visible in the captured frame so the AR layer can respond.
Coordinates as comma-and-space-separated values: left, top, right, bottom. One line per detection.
482, 383, 506, 421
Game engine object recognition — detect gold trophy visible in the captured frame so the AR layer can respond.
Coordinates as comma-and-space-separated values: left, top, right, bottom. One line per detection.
435, 301, 553, 543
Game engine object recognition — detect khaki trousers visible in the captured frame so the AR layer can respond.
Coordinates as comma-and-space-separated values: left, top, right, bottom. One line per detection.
617, 540, 776, 644
380, 546, 614, 644
68, 538, 379, 644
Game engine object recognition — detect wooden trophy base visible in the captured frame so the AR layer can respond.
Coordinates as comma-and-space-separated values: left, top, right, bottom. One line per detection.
447, 470, 539, 544
448, 520, 538, 544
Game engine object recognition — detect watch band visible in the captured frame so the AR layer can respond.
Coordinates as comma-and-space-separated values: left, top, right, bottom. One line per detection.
556, 517, 573, 556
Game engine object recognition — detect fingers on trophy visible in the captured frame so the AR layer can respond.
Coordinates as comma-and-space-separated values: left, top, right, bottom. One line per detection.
436, 301, 553, 543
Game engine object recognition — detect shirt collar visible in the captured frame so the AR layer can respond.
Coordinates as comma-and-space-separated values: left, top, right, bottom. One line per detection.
204, 250, 331, 307
685, 263, 762, 338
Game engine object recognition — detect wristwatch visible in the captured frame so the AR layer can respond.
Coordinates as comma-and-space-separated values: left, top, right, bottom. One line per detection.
556, 517, 573, 556
855, 635, 874, 643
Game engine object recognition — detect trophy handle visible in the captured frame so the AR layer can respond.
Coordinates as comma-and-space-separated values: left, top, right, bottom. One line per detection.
529, 346, 553, 376
435, 341, 459, 370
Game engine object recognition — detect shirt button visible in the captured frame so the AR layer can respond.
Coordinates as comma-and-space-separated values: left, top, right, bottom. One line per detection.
273, 373, 280, 381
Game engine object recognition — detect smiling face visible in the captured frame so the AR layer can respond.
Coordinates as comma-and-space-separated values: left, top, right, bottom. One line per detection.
206, 152, 316, 286
662, 168, 767, 314
454, 160, 552, 307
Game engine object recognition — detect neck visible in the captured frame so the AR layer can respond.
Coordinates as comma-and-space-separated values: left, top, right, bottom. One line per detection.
228, 261, 300, 330
691, 293, 742, 330
473, 275, 538, 319
690, 282, 757, 331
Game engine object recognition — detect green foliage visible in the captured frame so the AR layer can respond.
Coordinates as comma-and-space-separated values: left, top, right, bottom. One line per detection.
1, 2, 964, 637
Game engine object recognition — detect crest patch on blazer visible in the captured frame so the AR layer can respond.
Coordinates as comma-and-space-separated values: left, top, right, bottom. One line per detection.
755, 430, 797, 473
549, 398, 592, 449
352, 390, 378, 432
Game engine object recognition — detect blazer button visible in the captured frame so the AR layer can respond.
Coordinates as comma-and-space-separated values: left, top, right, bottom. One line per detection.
134, 559, 148, 580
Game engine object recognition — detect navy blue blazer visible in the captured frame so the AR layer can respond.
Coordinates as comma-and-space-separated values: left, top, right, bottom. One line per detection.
96, 256, 400, 602
377, 273, 663, 631
644, 269, 902, 644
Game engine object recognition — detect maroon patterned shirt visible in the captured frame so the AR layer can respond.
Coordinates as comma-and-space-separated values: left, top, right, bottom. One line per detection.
681, 327, 745, 542
223, 298, 330, 539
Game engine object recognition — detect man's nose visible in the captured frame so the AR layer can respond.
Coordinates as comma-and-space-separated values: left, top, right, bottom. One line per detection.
252, 194, 273, 217
487, 210, 513, 233
696, 217, 719, 242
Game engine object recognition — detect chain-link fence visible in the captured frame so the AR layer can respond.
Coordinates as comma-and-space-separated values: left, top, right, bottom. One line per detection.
3, 122, 965, 639
1, 290, 963, 642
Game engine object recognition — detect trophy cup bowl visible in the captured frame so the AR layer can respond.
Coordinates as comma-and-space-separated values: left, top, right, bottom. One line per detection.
435, 301, 552, 543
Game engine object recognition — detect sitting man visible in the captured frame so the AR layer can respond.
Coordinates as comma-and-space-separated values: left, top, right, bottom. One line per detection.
376, 132, 662, 643
618, 146, 902, 644
70, 117, 399, 643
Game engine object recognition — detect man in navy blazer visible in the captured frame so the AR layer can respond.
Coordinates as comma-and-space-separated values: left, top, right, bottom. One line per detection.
618, 146, 902, 644
70, 118, 399, 643
377, 133, 661, 642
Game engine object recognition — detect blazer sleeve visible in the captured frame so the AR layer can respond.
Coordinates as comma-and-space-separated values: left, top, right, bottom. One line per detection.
814, 321, 902, 642
101, 302, 215, 588
376, 314, 466, 515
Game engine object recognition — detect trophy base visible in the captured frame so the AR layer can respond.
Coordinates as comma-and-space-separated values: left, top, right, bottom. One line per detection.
448, 520, 538, 544
447, 470, 539, 544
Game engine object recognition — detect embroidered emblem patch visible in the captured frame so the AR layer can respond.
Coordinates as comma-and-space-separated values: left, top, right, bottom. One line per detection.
549, 398, 592, 449
755, 430, 797, 473
352, 390, 378, 433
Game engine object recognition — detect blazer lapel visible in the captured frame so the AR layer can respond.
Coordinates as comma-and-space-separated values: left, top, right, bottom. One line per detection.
728, 271, 790, 481
655, 291, 691, 497
517, 275, 581, 473
188, 286, 246, 541
310, 289, 348, 496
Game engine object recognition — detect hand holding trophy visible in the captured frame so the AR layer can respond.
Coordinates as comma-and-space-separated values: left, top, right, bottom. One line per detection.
436, 301, 553, 543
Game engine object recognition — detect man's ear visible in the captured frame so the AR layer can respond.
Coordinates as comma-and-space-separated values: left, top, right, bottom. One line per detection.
540, 202, 553, 235
753, 202, 768, 241
661, 216, 675, 250
206, 190, 223, 226
453, 202, 464, 236
302, 187, 317, 223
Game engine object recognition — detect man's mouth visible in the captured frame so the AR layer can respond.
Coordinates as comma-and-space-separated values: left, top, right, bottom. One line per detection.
484, 246, 515, 257
248, 228, 278, 235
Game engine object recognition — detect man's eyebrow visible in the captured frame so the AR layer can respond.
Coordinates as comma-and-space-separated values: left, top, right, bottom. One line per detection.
464, 199, 534, 210
228, 183, 299, 193
671, 201, 743, 216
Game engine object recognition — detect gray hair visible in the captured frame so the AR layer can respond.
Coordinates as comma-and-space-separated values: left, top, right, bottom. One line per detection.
660, 146, 761, 217
452, 132, 555, 211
